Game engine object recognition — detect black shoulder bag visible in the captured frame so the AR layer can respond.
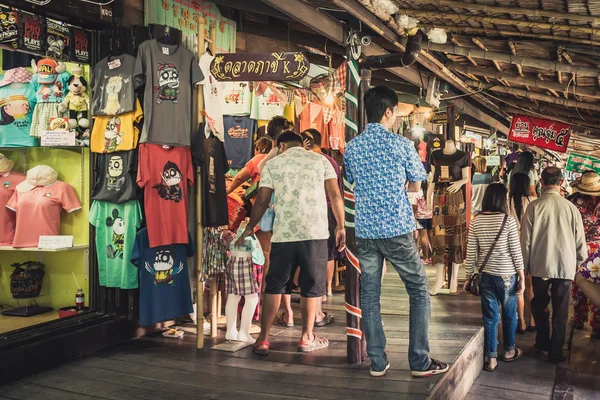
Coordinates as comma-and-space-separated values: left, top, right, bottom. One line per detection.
467, 214, 508, 296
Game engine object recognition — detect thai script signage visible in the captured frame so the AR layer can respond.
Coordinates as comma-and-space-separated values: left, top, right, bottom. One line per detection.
210, 52, 310, 81
509, 114, 571, 153
429, 111, 460, 124
566, 152, 600, 174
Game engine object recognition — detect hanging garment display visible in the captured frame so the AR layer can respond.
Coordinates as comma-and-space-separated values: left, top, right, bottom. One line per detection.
29, 59, 71, 138
250, 85, 284, 121
89, 200, 142, 289
90, 99, 142, 153
45, 19, 70, 61
222, 81, 251, 116
0, 154, 25, 246
0, 5, 18, 48
91, 54, 137, 117
191, 125, 229, 228
223, 115, 256, 169
198, 51, 225, 141
17, 11, 46, 55
131, 228, 194, 326
91, 150, 141, 204
0, 67, 38, 147
137, 143, 194, 247
6, 165, 81, 248
134, 39, 203, 147
70, 27, 91, 64
430, 150, 470, 265
200, 227, 227, 280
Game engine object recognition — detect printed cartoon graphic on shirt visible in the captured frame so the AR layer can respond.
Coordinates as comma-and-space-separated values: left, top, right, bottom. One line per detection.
105, 208, 124, 259
104, 116, 122, 152
144, 248, 184, 285
0, 95, 30, 127
224, 82, 247, 104
155, 63, 180, 104
45, 19, 70, 61
102, 75, 128, 115
0, 6, 18, 47
153, 161, 183, 202
106, 155, 125, 191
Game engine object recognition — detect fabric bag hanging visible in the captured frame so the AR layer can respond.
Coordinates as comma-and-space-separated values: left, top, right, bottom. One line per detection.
258, 193, 275, 232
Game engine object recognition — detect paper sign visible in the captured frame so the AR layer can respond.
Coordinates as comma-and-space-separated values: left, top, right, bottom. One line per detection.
108, 58, 121, 70
486, 156, 500, 166
38, 235, 73, 249
40, 130, 76, 147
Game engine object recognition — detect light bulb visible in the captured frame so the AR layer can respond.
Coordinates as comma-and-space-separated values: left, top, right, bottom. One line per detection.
324, 92, 335, 106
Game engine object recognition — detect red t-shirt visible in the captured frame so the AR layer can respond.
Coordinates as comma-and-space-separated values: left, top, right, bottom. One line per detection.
0, 171, 25, 245
137, 143, 194, 247
245, 153, 267, 184
6, 180, 82, 248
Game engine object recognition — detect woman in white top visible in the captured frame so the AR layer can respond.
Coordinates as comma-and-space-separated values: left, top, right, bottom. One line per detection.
464, 183, 526, 372
507, 172, 535, 334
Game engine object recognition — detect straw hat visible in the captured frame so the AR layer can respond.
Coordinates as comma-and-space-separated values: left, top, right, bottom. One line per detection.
0, 153, 15, 173
16, 165, 58, 193
571, 172, 600, 196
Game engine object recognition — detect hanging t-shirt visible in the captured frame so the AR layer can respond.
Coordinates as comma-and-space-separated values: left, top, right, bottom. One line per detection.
250, 86, 285, 121
91, 54, 137, 116
198, 52, 224, 141
0, 6, 18, 48
91, 151, 141, 204
89, 200, 142, 289
134, 39, 204, 147
137, 143, 194, 247
223, 115, 256, 169
0, 82, 38, 147
6, 180, 81, 248
191, 125, 229, 228
431, 150, 470, 183
17, 11, 46, 55
130, 227, 194, 326
31, 70, 70, 104
90, 99, 143, 153
0, 170, 25, 246
222, 81, 251, 116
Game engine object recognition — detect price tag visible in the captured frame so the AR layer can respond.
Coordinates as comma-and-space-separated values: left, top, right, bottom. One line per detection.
162, 47, 170, 55
440, 166, 450, 181
40, 130, 76, 147
108, 59, 121, 70
38, 235, 74, 249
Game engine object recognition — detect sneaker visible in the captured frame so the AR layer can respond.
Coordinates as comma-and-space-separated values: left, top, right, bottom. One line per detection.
411, 359, 449, 378
370, 362, 391, 377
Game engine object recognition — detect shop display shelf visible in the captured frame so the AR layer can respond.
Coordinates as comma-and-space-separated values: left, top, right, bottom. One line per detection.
0, 146, 87, 154
0, 245, 89, 252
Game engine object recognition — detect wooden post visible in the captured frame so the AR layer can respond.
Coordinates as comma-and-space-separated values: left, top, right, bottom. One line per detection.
209, 21, 217, 55
197, 16, 206, 124
446, 103, 456, 286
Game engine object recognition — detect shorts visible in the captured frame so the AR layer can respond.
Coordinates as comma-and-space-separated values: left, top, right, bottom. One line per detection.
266, 240, 327, 298
416, 218, 432, 230
327, 208, 337, 261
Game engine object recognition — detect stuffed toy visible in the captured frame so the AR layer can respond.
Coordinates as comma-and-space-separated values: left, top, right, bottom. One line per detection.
29, 58, 71, 138
59, 66, 90, 130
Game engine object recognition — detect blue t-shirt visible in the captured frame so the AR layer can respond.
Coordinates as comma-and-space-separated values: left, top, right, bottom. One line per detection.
31, 71, 70, 103
130, 228, 194, 326
223, 115, 256, 169
0, 83, 38, 147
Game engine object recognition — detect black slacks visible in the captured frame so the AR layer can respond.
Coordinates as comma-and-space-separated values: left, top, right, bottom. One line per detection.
531, 277, 572, 362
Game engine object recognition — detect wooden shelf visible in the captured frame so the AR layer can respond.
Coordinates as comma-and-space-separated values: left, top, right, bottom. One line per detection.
0, 245, 89, 252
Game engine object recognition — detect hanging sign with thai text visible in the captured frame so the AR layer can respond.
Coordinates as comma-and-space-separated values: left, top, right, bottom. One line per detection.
508, 114, 571, 153
566, 152, 600, 174
429, 111, 460, 124
210, 52, 310, 81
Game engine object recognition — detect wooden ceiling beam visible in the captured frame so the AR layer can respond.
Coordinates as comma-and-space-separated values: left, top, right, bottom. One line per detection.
397, 8, 600, 36
450, 37, 479, 67
536, 73, 560, 97
426, 42, 600, 77
409, 0, 600, 25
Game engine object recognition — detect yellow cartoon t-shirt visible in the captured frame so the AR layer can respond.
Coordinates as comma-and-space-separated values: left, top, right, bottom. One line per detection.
91, 99, 143, 153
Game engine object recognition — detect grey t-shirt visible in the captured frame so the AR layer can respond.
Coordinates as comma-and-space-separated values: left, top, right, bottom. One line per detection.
91, 54, 137, 116
134, 39, 203, 147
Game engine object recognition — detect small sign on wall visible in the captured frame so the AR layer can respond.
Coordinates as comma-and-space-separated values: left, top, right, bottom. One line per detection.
38, 235, 74, 249
40, 130, 76, 147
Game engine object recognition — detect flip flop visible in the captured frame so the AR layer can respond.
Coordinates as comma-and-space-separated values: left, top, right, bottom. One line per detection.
484, 361, 497, 372
298, 335, 329, 353
501, 348, 523, 362
276, 312, 294, 327
253, 341, 270, 355
314, 312, 334, 327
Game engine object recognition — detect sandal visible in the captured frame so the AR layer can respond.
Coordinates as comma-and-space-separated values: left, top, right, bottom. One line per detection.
298, 335, 329, 353
484, 361, 497, 372
315, 312, 334, 327
276, 312, 294, 327
253, 341, 270, 355
501, 348, 523, 362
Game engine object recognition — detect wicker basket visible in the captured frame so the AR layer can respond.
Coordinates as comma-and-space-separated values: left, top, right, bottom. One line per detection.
10, 262, 46, 299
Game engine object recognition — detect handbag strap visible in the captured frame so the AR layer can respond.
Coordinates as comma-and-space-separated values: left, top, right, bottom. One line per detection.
477, 214, 508, 274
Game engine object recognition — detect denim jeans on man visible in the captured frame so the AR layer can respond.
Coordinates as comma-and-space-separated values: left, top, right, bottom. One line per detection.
357, 233, 431, 372
480, 273, 517, 358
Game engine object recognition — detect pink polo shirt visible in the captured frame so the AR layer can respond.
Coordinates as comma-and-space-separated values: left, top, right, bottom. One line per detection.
0, 171, 25, 245
6, 181, 82, 248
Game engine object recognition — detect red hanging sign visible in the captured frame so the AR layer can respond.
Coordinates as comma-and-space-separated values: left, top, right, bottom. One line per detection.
508, 114, 571, 153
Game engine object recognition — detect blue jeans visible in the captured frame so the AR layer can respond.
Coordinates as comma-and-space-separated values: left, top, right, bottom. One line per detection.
357, 234, 431, 372
480, 273, 518, 358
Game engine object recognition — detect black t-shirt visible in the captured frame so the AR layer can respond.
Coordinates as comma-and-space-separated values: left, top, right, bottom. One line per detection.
92, 150, 141, 204
191, 124, 230, 228
431, 150, 469, 182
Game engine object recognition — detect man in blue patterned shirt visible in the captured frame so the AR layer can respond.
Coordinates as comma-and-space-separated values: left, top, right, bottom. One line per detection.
344, 86, 449, 378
